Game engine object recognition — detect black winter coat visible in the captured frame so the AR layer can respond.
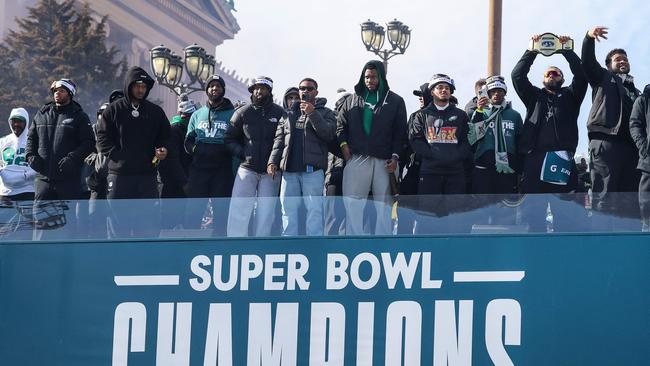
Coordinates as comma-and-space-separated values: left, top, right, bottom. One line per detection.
582, 35, 640, 140
336, 60, 407, 160
269, 97, 336, 172
630, 85, 650, 173
224, 98, 286, 174
25, 101, 95, 181
159, 117, 192, 188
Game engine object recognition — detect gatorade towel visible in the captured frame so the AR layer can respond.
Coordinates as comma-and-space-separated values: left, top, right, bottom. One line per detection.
540, 151, 572, 185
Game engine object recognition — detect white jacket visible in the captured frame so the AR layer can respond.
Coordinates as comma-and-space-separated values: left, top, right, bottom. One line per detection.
0, 108, 36, 196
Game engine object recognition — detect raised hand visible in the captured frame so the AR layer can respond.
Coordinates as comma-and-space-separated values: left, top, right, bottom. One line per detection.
587, 26, 608, 42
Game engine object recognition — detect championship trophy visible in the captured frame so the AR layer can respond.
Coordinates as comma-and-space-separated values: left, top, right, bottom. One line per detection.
528, 33, 574, 56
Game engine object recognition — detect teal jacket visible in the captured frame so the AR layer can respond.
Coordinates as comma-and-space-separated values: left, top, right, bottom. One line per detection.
185, 98, 235, 169
470, 102, 523, 171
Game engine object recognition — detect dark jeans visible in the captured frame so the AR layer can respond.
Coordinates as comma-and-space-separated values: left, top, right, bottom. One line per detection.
184, 165, 234, 235
589, 139, 640, 215
106, 174, 159, 238
471, 166, 518, 194
34, 178, 82, 201
415, 172, 467, 234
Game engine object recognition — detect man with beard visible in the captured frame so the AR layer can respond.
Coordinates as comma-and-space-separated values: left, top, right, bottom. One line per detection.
268, 77, 336, 236
26, 79, 95, 202
0, 108, 36, 204
582, 26, 641, 213
225, 76, 285, 237
511, 35, 587, 193
409, 74, 471, 197
96, 66, 170, 237
336, 60, 407, 235
184, 75, 236, 234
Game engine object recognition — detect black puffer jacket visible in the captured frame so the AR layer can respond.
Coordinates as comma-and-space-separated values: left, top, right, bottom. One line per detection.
269, 97, 336, 171
224, 97, 286, 174
25, 100, 95, 181
630, 85, 650, 173
336, 60, 407, 160
96, 66, 170, 176
511, 50, 587, 154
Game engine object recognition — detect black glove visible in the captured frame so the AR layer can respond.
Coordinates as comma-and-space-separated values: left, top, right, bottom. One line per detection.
57, 156, 75, 175
28, 155, 46, 174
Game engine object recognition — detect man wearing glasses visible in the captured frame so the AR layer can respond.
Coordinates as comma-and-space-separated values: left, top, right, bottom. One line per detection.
511, 35, 588, 193
268, 78, 336, 236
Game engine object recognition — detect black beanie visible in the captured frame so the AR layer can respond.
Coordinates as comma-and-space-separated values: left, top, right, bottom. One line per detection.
205, 75, 226, 94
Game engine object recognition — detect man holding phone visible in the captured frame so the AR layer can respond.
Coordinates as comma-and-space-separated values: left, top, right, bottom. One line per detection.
268, 78, 337, 236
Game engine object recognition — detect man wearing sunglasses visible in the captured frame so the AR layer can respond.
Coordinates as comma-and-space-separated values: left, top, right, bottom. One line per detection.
268, 78, 336, 236
582, 26, 641, 214
511, 35, 588, 194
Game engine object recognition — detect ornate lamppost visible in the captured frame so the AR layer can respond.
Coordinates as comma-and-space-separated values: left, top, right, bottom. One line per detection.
149, 43, 216, 97
360, 19, 411, 73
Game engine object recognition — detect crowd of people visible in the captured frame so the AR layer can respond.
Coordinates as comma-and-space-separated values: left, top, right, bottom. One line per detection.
1, 27, 649, 237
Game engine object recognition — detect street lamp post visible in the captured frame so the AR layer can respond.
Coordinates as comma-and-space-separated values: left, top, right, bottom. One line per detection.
360, 19, 411, 73
149, 43, 216, 98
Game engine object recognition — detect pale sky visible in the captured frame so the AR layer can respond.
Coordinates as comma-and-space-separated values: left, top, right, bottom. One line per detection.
215, 0, 650, 155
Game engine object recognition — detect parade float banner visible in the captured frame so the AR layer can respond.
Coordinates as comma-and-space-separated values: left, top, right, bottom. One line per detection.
0, 233, 648, 365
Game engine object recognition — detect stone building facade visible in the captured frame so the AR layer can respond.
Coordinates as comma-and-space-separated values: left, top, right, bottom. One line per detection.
0, 0, 250, 115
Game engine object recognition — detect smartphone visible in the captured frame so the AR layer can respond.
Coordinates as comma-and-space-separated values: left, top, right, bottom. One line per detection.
478, 86, 488, 99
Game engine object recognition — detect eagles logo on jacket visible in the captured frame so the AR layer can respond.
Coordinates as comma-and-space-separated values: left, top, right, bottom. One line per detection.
408, 104, 471, 175
0, 108, 36, 196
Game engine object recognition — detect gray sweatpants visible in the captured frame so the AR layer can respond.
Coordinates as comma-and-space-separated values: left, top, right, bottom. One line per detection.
227, 166, 280, 237
342, 155, 392, 235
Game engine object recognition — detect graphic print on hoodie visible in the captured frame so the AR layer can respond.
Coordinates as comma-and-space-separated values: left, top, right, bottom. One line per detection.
0, 108, 36, 196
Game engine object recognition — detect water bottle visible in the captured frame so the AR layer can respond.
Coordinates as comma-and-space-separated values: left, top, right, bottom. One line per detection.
545, 202, 554, 233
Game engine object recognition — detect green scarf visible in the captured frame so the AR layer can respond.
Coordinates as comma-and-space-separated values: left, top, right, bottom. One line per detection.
468, 105, 514, 174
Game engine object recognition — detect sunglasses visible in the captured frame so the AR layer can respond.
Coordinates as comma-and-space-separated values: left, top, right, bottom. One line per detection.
299, 86, 316, 91
544, 70, 562, 78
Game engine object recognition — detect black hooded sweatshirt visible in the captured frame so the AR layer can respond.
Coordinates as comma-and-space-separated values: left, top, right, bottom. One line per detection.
96, 66, 170, 176
282, 87, 300, 110
336, 60, 407, 160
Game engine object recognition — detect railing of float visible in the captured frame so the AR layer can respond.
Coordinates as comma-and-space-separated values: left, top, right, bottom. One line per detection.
0, 194, 648, 365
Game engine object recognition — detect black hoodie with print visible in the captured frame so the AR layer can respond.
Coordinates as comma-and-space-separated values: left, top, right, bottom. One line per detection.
336, 60, 407, 160
96, 66, 170, 176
